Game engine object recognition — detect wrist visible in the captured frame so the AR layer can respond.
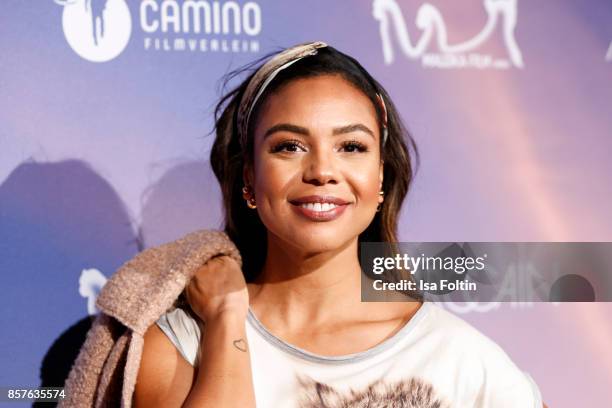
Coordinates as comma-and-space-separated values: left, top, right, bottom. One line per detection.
205, 308, 248, 325
199, 310, 248, 352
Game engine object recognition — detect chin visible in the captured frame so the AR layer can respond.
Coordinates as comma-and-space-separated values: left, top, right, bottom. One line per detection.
300, 239, 341, 253
288, 228, 358, 254
263, 211, 366, 252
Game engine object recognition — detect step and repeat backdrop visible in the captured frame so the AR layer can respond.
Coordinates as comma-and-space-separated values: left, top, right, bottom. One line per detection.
1, 0, 611, 406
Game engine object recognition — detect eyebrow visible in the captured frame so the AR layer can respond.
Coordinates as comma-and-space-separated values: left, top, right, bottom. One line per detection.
263, 123, 375, 140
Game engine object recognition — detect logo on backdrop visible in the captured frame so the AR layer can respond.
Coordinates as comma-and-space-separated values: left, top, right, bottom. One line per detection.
140, 0, 262, 53
372, 0, 524, 69
79, 268, 108, 315
55, 0, 132, 63
56, 0, 262, 62
606, 41, 612, 62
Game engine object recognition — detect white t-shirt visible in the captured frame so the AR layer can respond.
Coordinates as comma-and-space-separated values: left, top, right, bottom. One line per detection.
156, 301, 543, 407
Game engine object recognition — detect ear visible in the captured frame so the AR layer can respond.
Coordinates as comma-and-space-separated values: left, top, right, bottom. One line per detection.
379, 160, 384, 189
243, 162, 254, 187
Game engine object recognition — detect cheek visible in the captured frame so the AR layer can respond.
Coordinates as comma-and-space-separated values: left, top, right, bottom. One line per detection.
253, 156, 294, 202
353, 167, 382, 203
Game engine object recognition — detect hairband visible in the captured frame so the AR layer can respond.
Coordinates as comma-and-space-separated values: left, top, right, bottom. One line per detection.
236, 41, 389, 147
375, 93, 389, 145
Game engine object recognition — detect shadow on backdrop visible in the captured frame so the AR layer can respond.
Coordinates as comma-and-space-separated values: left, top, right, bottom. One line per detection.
139, 160, 224, 248
1, 158, 225, 405
0, 159, 139, 402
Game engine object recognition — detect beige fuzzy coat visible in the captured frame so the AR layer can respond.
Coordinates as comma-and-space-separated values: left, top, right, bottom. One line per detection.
59, 229, 242, 407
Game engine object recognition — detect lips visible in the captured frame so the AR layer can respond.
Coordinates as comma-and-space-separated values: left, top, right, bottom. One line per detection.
289, 195, 351, 206
289, 195, 351, 222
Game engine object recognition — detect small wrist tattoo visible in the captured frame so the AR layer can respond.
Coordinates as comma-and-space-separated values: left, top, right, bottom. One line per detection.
233, 338, 247, 352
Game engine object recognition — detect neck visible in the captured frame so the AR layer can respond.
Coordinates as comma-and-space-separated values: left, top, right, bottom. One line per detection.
249, 232, 363, 331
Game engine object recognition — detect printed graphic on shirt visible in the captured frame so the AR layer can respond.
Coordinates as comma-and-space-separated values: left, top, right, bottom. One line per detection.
296, 374, 450, 408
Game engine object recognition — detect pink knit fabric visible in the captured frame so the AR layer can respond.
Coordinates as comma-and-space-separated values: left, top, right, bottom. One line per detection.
59, 229, 242, 407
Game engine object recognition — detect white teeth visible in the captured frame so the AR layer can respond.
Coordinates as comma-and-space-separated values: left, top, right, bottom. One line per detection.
300, 202, 338, 212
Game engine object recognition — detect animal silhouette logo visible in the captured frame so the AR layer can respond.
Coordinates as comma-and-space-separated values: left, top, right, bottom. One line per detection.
55, 0, 132, 62
372, 0, 524, 69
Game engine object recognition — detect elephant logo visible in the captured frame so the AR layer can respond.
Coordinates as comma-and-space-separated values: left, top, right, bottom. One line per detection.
373, 0, 524, 69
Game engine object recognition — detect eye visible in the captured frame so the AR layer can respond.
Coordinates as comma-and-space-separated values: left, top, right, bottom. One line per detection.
340, 140, 368, 153
270, 139, 306, 153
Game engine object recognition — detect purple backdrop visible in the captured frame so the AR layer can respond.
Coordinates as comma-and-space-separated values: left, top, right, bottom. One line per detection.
1, 1, 611, 406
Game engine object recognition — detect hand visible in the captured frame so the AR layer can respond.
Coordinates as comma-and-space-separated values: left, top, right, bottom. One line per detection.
185, 255, 249, 323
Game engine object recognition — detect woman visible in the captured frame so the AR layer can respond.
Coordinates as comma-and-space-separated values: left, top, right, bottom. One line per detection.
134, 42, 546, 407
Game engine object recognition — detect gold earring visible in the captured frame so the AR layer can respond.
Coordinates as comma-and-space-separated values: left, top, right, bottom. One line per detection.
376, 190, 384, 212
242, 185, 257, 209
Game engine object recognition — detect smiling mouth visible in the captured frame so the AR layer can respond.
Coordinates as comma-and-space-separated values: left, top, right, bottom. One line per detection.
289, 201, 350, 221
297, 202, 339, 212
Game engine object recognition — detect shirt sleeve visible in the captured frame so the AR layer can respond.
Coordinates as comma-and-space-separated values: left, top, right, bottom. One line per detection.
523, 371, 544, 408
155, 307, 202, 366
473, 341, 543, 408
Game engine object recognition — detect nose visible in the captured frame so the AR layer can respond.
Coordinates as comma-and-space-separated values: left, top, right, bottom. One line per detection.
302, 146, 339, 185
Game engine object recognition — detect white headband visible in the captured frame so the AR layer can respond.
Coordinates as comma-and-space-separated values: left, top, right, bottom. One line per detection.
237, 41, 388, 147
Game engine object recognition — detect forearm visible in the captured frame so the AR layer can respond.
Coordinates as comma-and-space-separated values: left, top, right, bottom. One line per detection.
182, 312, 256, 407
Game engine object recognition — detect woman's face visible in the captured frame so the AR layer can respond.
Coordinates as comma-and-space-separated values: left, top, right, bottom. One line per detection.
246, 74, 384, 254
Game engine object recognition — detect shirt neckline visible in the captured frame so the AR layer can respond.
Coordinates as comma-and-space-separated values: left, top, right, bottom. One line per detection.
246, 301, 431, 365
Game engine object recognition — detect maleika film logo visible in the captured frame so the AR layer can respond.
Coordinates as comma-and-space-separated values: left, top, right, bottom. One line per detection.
55, 0, 132, 62
372, 0, 524, 69
55, 0, 262, 63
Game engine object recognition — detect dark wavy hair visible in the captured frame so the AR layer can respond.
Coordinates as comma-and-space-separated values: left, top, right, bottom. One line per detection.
210, 45, 419, 284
